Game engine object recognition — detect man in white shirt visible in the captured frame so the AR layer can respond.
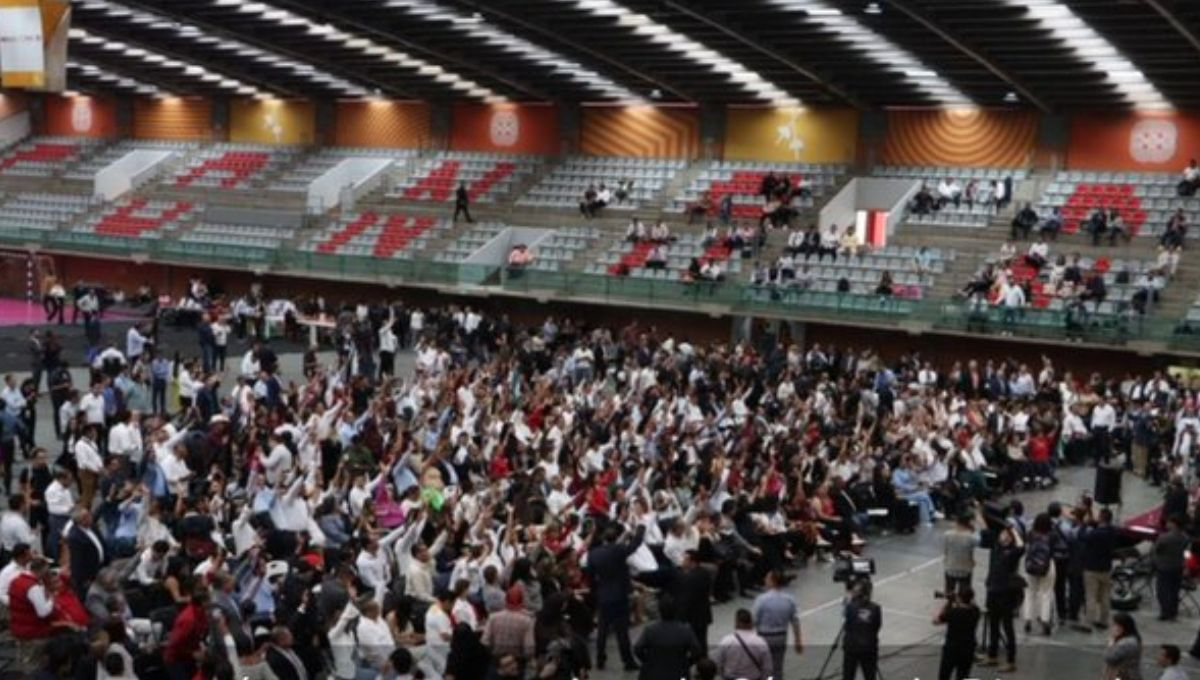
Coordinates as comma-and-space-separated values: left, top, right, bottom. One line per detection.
1091, 398, 1117, 465
125, 325, 150, 364
1000, 281, 1025, 329
262, 433, 293, 486
0, 496, 35, 554
44, 469, 74, 561
133, 540, 170, 587
354, 599, 395, 674
79, 383, 106, 427
107, 412, 143, 469
0, 543, 31, 607
74, 425, 103, 508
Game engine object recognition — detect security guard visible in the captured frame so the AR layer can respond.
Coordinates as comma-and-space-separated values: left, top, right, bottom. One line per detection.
843, 579, 882, 680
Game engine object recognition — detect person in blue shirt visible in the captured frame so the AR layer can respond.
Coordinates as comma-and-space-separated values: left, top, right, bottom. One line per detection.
892, 454, 937, 525
0, 399, 27, 495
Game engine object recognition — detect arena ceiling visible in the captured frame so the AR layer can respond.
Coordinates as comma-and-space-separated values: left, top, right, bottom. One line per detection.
63, 0, 1200, 111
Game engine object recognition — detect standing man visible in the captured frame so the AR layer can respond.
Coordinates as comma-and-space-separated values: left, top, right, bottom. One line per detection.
125, 324, 150, 366
47, 361, 72, 441
453, 181, 474, 223
935, 587, 981, 680
752, 569, 804, 680
1154, 515, 1189, 621
942, 511, 979, 598
587, 524, 645, 671
212, 316, 231, 372
197, 313, 216, 374
673, 549, 714, 649
1077, 508, 1117, 632
66, 507, 106, 600
842, 580, 883, 680
633, 596, 702, 680
1090, 397, 1116, 465
715, 609, 772, 680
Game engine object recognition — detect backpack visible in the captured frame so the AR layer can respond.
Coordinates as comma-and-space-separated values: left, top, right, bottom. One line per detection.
1025, 536, 1052, 576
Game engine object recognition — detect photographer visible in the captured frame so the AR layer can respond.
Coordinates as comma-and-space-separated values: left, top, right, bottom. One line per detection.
842, 579, 882, 680
978, 522, 1024, 673
934, 586, 981, 680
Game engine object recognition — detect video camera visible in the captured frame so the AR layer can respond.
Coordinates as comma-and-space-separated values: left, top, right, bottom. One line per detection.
832, 552, 876, 586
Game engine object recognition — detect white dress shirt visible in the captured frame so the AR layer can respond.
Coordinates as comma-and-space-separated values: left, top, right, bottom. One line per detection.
0, 511, 34, 551
74, 437, 103, 473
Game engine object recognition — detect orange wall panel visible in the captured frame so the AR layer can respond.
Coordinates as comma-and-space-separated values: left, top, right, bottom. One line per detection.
335, 101, 430, 148
580, 106, 700, 158
450, 103, 558, 155
42, 94, 117, 137
881, 109, 1037, 167
1067, 112, 1200, 171
132, 97, 213, 140
230, 98, 315, 145
724, 106, 858, 163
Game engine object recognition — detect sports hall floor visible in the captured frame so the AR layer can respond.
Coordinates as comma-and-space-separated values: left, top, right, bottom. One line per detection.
3, 318, 1197, 680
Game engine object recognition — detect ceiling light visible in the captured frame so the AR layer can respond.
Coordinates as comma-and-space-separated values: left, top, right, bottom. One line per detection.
1003, 91, 1018, 103
863, 2, 881, 14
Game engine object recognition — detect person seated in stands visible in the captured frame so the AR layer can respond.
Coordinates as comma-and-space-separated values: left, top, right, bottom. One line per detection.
686, 257, 703, 282
937, 177, 962, 209
718, 193, 733, 226
1155, 244, 1181, 277
700, 223, 719, 248
875, 271, 895, 297
759, 171, 778, 200
751, 264, 770, 287
1087, 208, 1108, 246
1062, 253, 1084, 288
791, 175, 811, 201
759, 197, 781, 229
766, 260, 781, 286
794, 264, 815, 291
777, 253, 796, 282
1107, 208, 1129, 245
507, 244, 535, 270
579, 184, 599, 218
913, 247, 934, 280
1011, 202, 1038, 240
1039, 207, 1063, 241
960, 264, 996, 302
1165, 208, 1188, 246
687, 192, 713, 224
991, 178, 1007, 211
645, 244, 668, 270
796, 224, 818, 261
1047, 254, 1067, 293
596, 183, 611, 209
614, 178, 634, 204
963, 179, 979, 208
1180, 159, 1200, 197
998, 240, 1017, 265
912, 184, 936, 215
785, 226, 805, 257
1080, 270, 1107, 311
820, 224, 840, 261
1024, 237, 1049, 270
650, 220, 671, 243
700, 260, 724, 282
839, 226, 860, 259
625, 218, 647, 243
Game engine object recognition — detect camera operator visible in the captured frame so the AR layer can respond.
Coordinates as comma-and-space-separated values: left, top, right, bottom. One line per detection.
979, 522, 1025, 673
934, 586, 981, 680
842, 579, 882, 680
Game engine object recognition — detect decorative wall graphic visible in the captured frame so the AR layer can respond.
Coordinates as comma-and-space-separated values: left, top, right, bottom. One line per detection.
334, 101, 429, 148
450, 103, 558, 154
580, 106, 699, 158
230, 98, 315, 145
881, 109, 1037, 167
42, 93, 116, 137
724, 107, 858, 163
133, 97, 213, 140
1067, 113, 1200, 170
1129, 119, 1178, 164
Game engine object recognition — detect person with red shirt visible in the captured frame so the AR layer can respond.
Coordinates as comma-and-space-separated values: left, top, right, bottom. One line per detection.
1027, 426, 1058, 488
10, 558, 73, 674
164, 586, 211, 680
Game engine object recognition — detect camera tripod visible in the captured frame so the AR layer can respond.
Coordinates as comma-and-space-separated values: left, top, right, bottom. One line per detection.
810, 622, 885, 680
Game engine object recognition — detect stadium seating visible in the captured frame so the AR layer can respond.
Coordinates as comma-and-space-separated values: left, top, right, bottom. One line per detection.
75, 197, 196, 239
1037, 171, 1198, 238
301, 211, 448, 259
268, 147, 416, 194
389, 153, 538, 204
670, 162, 847, 220
978, 252, 1162, 317
63, 140, 199, 182
518, 156, 686, 210
0, 137, 94, 177
590, 234, 744, 280
874, 166, 1028, 229
173, 144, 296, 189
524, 226, 603, 273
434, 223, 507, 263
181, 221, 297, 249
0, 192, 95, 230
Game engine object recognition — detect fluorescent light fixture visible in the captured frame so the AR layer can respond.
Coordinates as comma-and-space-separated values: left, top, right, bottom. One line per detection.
1000, 0, 1170, 109
770, 0, 970, 106
560, 0, 796, 104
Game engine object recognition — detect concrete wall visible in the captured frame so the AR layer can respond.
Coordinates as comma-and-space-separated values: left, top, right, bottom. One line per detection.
94, 149, 175, 201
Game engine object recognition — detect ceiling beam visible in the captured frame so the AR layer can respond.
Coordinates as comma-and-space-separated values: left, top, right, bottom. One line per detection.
109, 0, 419, 99
268, 0, 549, 101
450, 0, 695, 102
1141, 0, 1200, 56
659, 0, 866, 109
881, 0, 1052, 113
66, 55, 211, 97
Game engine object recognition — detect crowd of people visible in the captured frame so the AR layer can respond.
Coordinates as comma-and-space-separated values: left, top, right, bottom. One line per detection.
911, 176, 1013, 216
3, 284, 1200, 680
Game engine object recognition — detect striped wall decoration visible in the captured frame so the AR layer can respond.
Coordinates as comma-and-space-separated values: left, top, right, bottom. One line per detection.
133, 97, 213, 140
881, 109, 1037, 168
580, 106, 700, 158
335, 101, 430, 149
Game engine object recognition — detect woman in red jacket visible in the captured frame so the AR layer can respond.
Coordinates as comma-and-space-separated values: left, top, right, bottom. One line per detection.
163, 587, 211, 680
1026, 426, 1058, 488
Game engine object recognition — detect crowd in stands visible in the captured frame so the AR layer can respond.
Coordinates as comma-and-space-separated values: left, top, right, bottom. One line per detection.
5, 277, 1200, 680
912, 176, 1012, 216
579, 181, 635, 219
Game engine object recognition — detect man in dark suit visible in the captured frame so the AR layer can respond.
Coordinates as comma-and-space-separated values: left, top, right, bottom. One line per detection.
266, 626, 309, 680
587, 524, 645, 671
634, 595, 702, 680
672, 550, 714, 649
66, 508, 106, 599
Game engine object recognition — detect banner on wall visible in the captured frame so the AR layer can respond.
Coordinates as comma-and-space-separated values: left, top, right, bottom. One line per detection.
450, 103, 559, 155
580, 106, 700, 158
1067, 114, 1200, 171
334, 101, 429, 148
230, 98, 315, 145
0, 0, 68, 90
724, 107, 858, 163
43, 93, 116, 137
882, 109, 1037, 168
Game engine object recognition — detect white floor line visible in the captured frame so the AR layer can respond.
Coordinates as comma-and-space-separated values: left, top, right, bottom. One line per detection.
800, 555, 944, 620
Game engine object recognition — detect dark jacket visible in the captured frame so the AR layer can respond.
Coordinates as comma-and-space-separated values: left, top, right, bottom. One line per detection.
67, 524, 106, 599
1080, 523, 1118, 573
843, 599, 882, 654
672, 565, 713, 627
587, 527, 644, 607
1153, 528, 1189, 573
633, 619, 702, 680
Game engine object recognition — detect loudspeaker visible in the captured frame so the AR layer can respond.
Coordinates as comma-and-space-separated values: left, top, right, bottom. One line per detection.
1095, 465, 1122, 505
